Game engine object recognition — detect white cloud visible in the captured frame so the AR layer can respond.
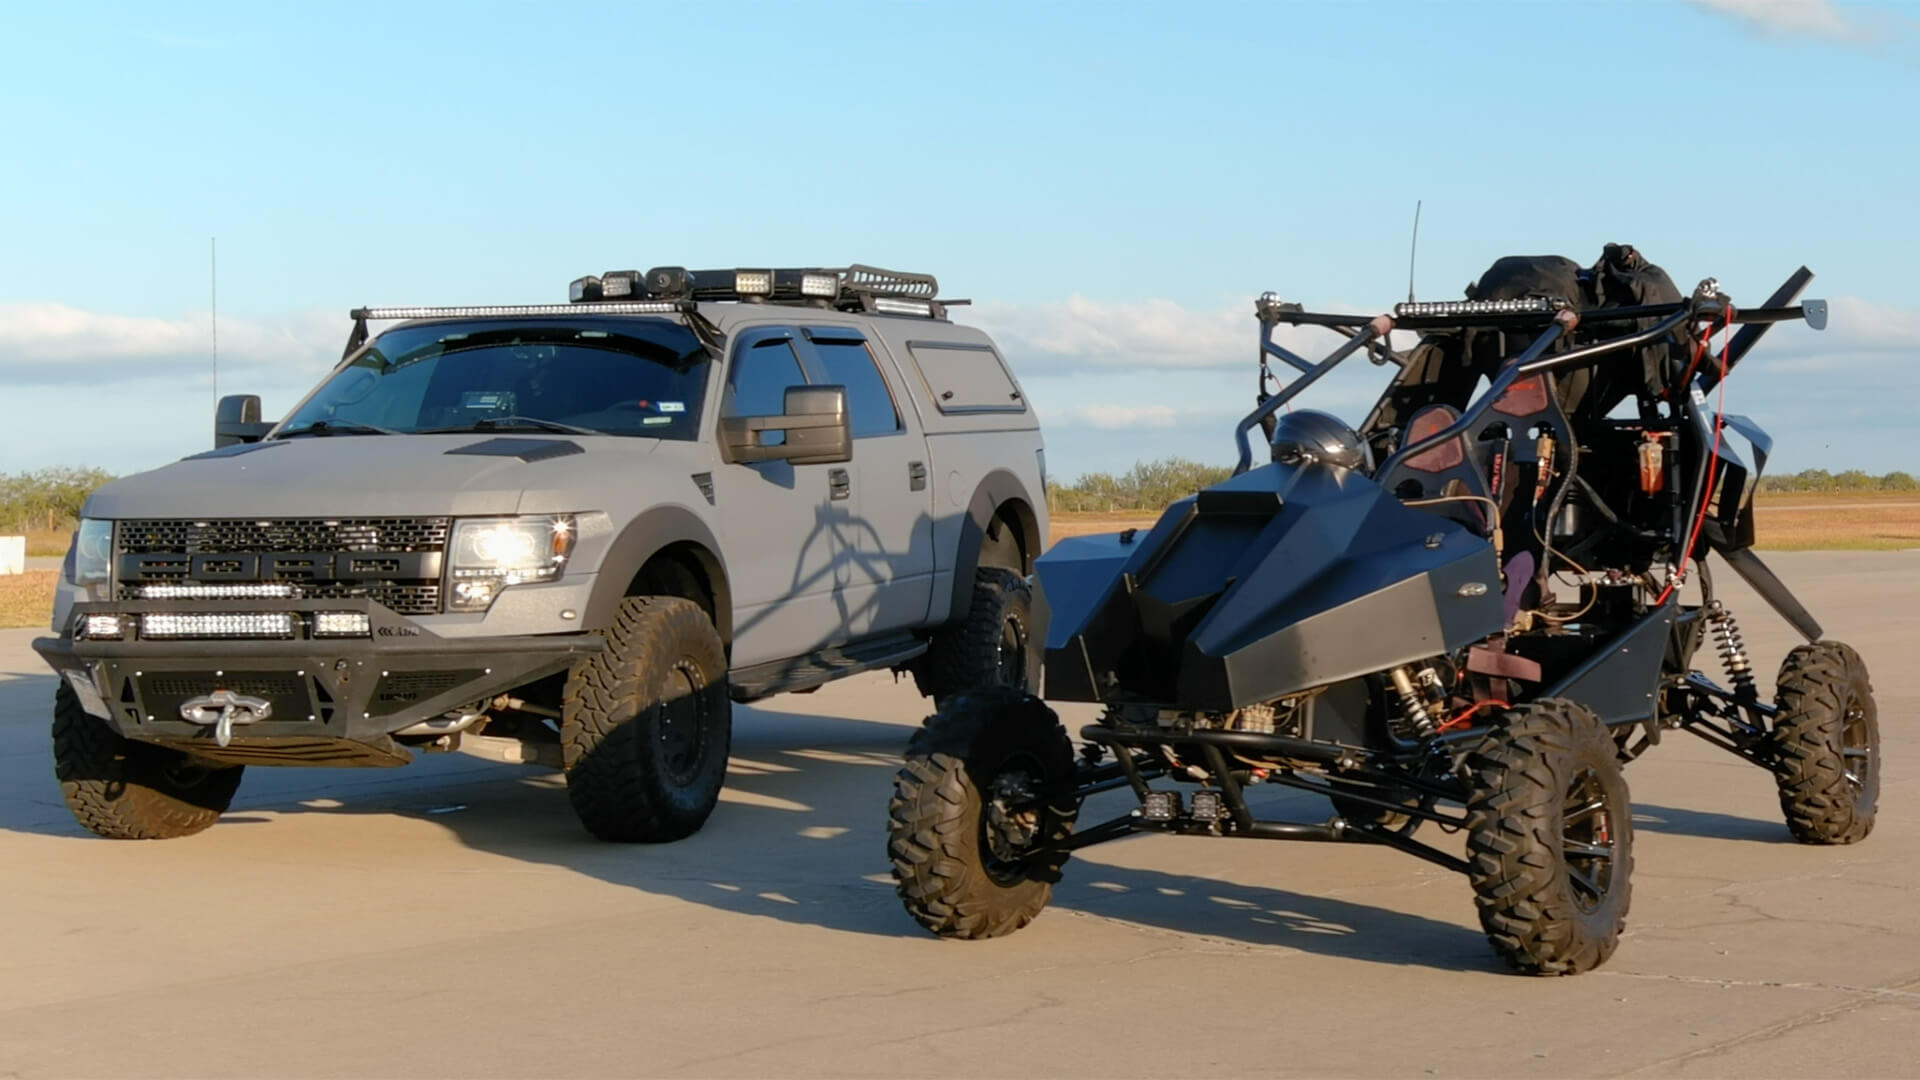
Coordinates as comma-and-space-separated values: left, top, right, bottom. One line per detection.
1686, 0, 1863, 38
1049, 403, 1181, 429
0, 301, 341, 389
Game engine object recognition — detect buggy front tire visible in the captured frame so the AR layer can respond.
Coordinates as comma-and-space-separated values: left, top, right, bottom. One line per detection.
562, 596, 731, 843
1465, 699, 1633, 975
52, 684, 243, 840
1770, 641, 1878, 845
888, 688, 1077, 939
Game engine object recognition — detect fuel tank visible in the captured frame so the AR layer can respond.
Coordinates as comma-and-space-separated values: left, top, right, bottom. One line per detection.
1036, 461, 1505, 711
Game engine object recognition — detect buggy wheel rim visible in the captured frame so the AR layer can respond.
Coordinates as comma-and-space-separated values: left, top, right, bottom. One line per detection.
1562, 768, 1618, 914
656, 658, 711, 787
1841, 701, 1873, 795
980, 759, 1045, 884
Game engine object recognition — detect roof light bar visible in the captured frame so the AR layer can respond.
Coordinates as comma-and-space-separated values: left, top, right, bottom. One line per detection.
357, 303, 689, 320
1394, 297, 1561, 319
871, 297, 935, 317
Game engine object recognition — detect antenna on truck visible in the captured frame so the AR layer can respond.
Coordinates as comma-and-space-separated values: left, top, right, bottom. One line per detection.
1406, 200, 1422, 304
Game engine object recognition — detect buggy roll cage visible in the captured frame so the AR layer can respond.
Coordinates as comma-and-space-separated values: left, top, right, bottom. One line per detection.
1231, 276, 1828, 476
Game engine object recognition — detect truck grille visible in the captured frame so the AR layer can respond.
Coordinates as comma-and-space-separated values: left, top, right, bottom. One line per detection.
115, 517, 450, 615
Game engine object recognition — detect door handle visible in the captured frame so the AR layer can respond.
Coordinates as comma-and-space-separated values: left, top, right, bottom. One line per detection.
908, 461, 927, 491
828, 468, 851, 500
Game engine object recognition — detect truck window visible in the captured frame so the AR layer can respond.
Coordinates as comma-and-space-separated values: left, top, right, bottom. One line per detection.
906, 342, 1025, 414
811, 338, 901, 437
728, 337, 809, 446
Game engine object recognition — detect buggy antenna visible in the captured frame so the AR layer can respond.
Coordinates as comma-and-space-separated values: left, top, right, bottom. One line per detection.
209, 236, 218, 406
1406, 200, 1422, 303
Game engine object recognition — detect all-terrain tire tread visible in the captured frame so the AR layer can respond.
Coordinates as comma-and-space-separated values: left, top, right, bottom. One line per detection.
1770, 641, 1877, 845
51, 684, 242, 840
916, 568, 1033, 703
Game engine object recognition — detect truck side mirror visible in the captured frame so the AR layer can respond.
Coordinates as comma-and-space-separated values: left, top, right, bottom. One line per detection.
719, 385, 852, 466
214, 394, 273, 448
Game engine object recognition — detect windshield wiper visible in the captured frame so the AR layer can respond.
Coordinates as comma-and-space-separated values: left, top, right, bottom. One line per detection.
275, 419, 401, 438
439, 415, 606, 436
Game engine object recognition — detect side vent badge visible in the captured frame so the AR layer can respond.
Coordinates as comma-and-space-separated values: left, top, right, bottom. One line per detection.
692, 472, 715, 505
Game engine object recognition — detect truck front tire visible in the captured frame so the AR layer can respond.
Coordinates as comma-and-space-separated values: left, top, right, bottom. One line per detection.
52, 684, 244, 840
562, 596, 732, 843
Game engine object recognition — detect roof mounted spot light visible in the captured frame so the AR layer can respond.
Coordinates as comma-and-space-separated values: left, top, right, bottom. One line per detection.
569, 276, 603, 303
600, 271, 641, 299
734, 269, 774, 298
800, 271, 840, 299
645, 266, 690, 299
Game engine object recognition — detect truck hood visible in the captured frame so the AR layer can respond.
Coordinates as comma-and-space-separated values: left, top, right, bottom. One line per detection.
84, 434, 663, 519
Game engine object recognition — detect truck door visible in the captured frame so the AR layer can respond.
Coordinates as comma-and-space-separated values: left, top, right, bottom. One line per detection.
797, 326, 936, 638
708, 327, 846, 666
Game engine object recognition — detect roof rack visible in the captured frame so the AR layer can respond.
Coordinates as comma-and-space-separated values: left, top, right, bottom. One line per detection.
569, 264, 957, 318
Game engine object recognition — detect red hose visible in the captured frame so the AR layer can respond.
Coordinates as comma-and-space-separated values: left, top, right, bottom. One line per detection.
1655, 313, 1732, 608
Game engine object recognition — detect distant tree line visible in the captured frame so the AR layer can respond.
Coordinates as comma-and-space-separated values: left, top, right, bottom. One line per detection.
1046, 459, 1920, 513
0, 468, 116, 533
1755, 469, 1917, 493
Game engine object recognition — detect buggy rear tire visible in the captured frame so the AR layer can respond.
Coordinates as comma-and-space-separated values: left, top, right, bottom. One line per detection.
915, 568, 1038, 706
52, 684, 244, 840
1770, 641, 1878, 845
562, 596, 731, 843
888, 688, 1077, 939
1464, 699, 1632, 975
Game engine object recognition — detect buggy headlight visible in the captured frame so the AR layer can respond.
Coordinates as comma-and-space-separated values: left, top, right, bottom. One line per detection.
69, 519, 113, 589
447, 515, 576, 612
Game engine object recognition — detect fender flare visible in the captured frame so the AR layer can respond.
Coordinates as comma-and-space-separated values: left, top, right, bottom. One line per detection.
944, 468, 1042, 624
582, 504, 732, 641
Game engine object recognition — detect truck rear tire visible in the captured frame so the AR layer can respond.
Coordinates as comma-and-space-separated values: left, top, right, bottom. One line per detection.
916, 568, 1037, 705
562, 596, 731, 843
52, 683, 243, 840
1770, 641, 1878, 845
888, 688, 1077, 939
1464, 699, 1632, 975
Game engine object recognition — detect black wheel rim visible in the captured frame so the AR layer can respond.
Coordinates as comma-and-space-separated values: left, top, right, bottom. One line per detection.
656, 659, 711, 787
1841, 697, 1874, 800
1561, 769, 1618, 913
994, 613, 1028, 690
980, 755, 1046, 884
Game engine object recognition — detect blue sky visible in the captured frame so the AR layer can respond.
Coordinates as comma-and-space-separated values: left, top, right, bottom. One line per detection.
2, 0, 1916, 482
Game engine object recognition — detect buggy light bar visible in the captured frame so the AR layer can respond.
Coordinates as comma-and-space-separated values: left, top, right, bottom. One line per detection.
355, 302, 691, 320
1394, 297, 1561, 318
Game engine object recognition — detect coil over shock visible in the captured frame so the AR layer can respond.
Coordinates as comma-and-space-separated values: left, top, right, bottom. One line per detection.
1706, 601, 1757, 699
1389, 666, 1442, 739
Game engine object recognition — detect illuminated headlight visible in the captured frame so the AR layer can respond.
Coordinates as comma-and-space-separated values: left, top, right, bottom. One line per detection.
313, 612, 372, 637
734, 270, 773, 297
141, 612, 296, 639
1393, 297, 1559, 318
70, 518, 113, 589
447, 515, 577, 612
800, 272, 839, 299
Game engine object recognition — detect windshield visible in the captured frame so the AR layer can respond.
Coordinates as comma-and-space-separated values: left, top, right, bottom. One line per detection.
279, 318, 710, 439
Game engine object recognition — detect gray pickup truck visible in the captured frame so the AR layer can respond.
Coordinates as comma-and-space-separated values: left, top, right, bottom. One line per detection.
36, 264, 1048, 842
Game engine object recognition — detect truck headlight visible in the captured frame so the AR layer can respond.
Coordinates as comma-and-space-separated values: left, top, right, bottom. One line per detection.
69, 519, 113, 589
447, 515, 576, 612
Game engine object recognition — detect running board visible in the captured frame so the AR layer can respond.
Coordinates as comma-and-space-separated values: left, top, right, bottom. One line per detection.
729, 634, 927, 702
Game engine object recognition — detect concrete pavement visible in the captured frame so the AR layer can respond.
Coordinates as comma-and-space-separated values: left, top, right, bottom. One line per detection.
1, 551, 1916, 1078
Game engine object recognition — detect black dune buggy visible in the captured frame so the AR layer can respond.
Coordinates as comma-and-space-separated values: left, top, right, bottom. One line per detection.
885, 246, 1878, 974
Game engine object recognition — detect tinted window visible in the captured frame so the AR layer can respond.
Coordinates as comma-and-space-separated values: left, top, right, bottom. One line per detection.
281, 319, 710, 439
728, 338, 809, 446
812, 338, 901, 437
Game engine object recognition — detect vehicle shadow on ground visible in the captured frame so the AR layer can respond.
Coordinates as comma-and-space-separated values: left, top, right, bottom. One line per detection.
1630, 802, 1791, 844
0, 681, 1498, 973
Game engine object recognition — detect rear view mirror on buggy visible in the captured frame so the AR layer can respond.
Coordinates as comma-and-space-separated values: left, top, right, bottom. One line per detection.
719, 384, 852, 466
886, 248, 1875, 977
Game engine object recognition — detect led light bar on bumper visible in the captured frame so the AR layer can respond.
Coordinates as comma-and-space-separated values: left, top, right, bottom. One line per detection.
447, 514, 577, 612
141, 613, 297, 640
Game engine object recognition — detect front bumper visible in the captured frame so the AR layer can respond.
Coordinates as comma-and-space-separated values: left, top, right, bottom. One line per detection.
34, 598, 602, 767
